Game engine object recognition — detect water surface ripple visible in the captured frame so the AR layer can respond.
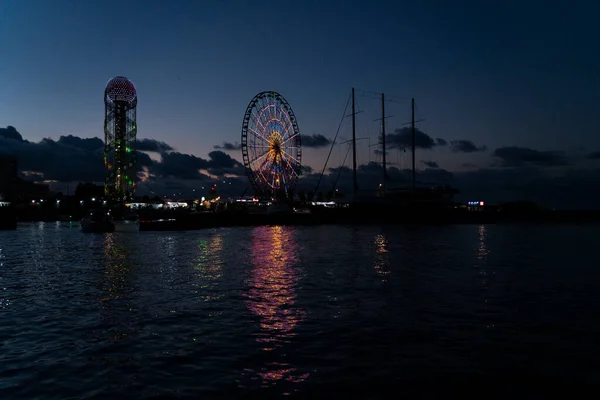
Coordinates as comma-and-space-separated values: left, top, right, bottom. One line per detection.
1, 222, 600, 398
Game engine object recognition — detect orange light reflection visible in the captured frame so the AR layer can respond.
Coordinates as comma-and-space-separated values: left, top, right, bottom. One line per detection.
245, 225, 308, 386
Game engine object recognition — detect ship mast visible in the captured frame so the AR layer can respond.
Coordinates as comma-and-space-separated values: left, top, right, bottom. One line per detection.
352, 88, 358, 196
372, 93, 395, 194
411, 97, 416, 190
381, 93, 387, 193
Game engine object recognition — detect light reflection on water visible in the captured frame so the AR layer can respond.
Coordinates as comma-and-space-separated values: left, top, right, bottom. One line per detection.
476, 224, 489, 288
0, 244, 6, 310
373, 233, 390, 281
192, 233, 224, 303
477, 225, 489, 261
102, 233, 131, 303
244, 225, 309, 387
475, 224, 496, 330
99, 233, 136, 342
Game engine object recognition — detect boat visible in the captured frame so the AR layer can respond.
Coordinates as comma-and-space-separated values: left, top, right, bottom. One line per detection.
0, 202, 17, 230
314, 89, 457, 219
81, 209, 115, 233
247, 200, 292, 215
113, 212, 140, 232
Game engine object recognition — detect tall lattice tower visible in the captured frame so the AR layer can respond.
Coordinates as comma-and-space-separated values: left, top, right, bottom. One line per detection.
104, 76, 137, 202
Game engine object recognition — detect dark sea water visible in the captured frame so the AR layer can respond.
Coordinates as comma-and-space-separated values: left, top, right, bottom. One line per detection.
1, 222, 600, 398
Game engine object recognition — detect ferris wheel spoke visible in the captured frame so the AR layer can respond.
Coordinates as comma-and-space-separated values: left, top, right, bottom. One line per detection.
281, 156, 300, 179
257, 103, 274, 131
282, 132, 299, 145
280, 151, 300, 166
267, 100, 275, 121
256, 157, 272, 186
254, 112, 267, 132
287, 163, 300, 179
249, 128, 269, 143
250, 149, 270, 164
279, 169, 289, 192
258, 157, 270, 171
266, 117, 290, 136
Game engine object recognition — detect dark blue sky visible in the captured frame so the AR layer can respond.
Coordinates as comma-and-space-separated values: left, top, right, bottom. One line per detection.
1, 0, 599, 206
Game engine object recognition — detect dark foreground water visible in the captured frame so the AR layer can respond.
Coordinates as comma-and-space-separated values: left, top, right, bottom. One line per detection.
1, 222, 600, 398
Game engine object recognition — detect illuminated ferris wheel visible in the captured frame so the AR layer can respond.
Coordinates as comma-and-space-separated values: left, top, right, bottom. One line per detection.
241, 91, 302, 198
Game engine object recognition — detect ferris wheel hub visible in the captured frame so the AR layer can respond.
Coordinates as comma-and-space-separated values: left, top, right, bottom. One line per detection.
269, 131, 283, 153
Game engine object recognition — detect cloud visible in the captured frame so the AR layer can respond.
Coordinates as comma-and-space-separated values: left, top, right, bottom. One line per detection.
153, 152, 207, 180
148, 149, 244, 181
450, 140, 487, 153
327, 164, 353, 176
421, 160, 439, 168
0, 126, 25, 142
136, 151, 155, 167
213, 141, 242, 151
301, 165, 313, 174
301, 134, 331, 148
588, 151, 600, 160
206, 150, 242, 169
493, 146, 569, 167
319, 161, 452, 193
0, 135, 106, 182
137, 138, 174, 153
205, 150, 244, 176
387, 127, 437, 150
436, 138, 448, 146
0, 126, 247, 190
56, 135, 103, 151
26, 135, 174, 154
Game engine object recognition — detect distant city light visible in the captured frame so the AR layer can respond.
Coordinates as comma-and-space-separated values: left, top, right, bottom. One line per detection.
467, 201, 485, 206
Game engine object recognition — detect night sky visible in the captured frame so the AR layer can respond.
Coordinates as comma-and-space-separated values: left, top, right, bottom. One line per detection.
0, 0, 599, 208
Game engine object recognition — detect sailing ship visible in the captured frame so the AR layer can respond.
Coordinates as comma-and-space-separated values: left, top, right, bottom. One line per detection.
312, 88, 457, 220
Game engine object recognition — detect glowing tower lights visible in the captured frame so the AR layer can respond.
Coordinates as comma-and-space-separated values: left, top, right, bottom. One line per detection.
104, 76, 137, 201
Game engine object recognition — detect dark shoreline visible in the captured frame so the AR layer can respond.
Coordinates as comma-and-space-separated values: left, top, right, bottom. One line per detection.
137, 208, 600, 231
5, 206, 600, 232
